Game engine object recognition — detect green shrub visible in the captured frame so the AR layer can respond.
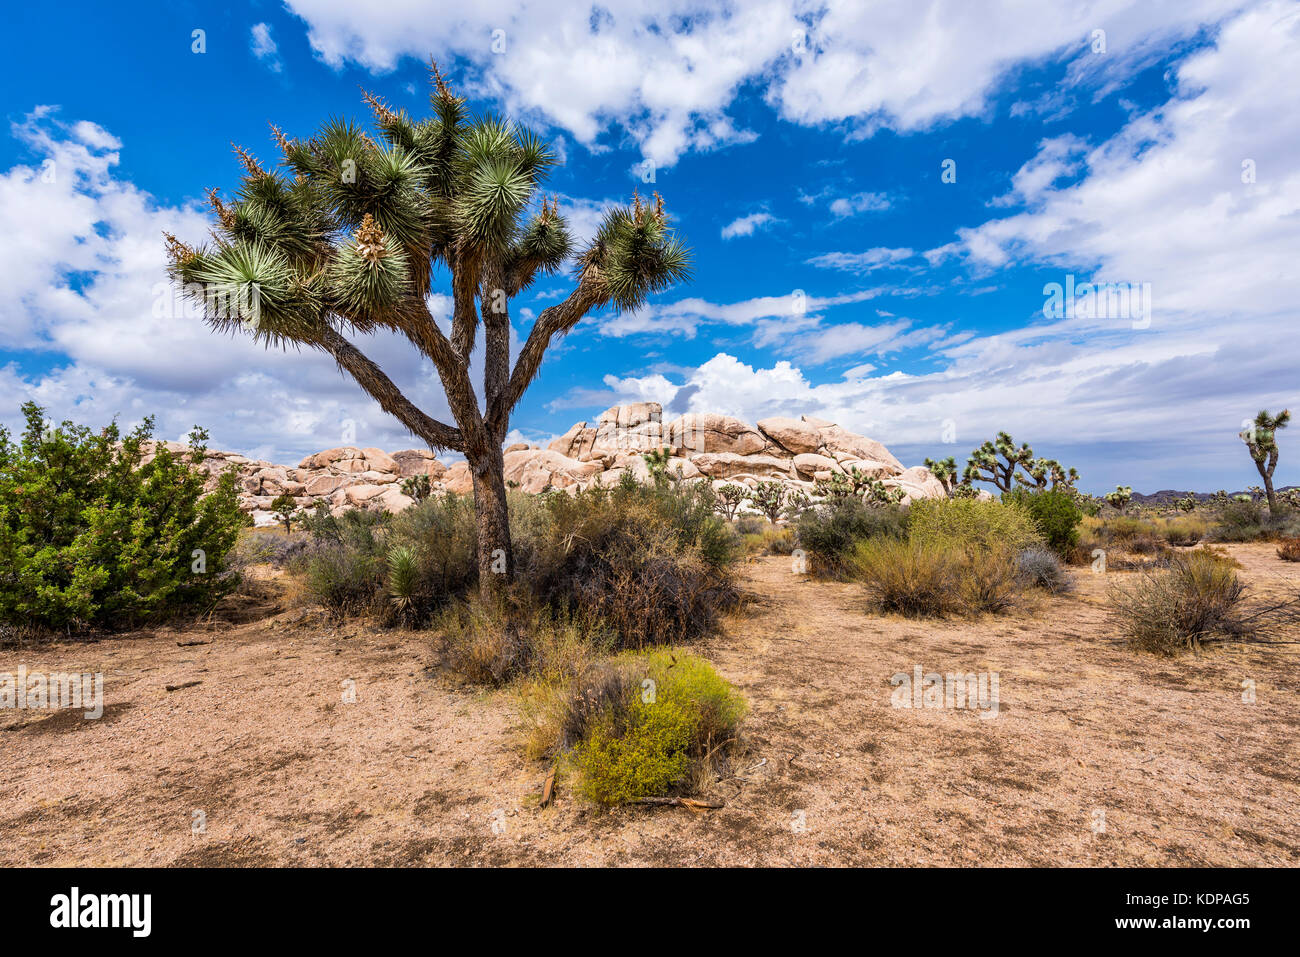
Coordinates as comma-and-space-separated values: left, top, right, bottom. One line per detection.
796, 497, 907, 577
564, 649, 747, 805
908, 497, 1043, 554
0, 403, 245, 630
1004, 488, 1081, 557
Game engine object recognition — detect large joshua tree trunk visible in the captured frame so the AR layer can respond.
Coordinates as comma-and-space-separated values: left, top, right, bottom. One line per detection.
469, 444, 513, 591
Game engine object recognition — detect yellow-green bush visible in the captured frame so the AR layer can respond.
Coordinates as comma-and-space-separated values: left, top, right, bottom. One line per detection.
563, 649, 747, 805
850, 538, 1023, 617
908, 498, 1043, 554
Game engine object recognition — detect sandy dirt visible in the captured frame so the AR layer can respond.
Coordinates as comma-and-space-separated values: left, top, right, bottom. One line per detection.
2, 544, 1297, 866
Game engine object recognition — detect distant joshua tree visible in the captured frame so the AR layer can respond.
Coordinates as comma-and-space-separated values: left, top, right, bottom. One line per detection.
1240, 409, 1289, 513
714, 484, 747, 520
961, 432, 1078, 493
923, 456, 959, 494
269, 492, 299, 533
400, 474, 432, 503
750, 481, 786, 523
1105, 485, 1132, 514
166, 63, 691, 595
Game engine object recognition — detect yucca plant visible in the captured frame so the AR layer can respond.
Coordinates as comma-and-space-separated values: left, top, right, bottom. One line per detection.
166, 63, 692, 595
386, 544, 421, 620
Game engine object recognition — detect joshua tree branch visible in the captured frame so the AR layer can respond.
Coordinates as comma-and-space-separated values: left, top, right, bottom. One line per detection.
491, 280, 599, 434
315, 325, 463, 451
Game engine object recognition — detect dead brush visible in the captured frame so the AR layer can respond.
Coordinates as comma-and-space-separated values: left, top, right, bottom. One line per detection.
1107, 548, 1300, 654
1277, 538, 1300, 562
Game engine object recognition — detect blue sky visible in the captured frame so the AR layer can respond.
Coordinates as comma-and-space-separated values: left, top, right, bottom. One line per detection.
2, 0, 1297, 493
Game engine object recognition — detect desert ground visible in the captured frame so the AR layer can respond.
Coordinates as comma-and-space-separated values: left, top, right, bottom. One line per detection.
2, 543, 1296, 867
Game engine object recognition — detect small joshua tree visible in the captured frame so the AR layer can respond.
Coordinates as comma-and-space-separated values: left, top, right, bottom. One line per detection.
1240, 409, 1289, 512
924, 455, 959, 495
782, 488, 812, 521
813, 470, 853, 500
400, 473, 432, 503
1105, 485, 1132, 514
642, 447, 675, 485
962, 432, 1077, 493
167, 63, 691, 596
270, 492, 300, 533
750, 481, 786, 523
863, 478, 906, 507
714, 483, 747, 520
1174, 494, 1197, 513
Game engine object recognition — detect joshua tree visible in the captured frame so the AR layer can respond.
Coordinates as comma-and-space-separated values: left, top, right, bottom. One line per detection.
1240, 409, 1289, 513
714, 483, 747, 520
1174, 494, 1197, 513
923, 455, 959, 494
400, 473, 432, 503
166, 64, 690, 595
1105, 485, 1132, 514
269, 492, 299, 533
642, 447, 675, 485
962, 432, 1077, 493
750, 481, 786, 523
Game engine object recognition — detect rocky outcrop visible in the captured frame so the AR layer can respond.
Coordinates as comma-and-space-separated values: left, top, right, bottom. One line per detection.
172, 402, 944, 526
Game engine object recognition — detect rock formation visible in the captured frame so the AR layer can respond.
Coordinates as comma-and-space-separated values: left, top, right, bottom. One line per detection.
158, 403, 944, 526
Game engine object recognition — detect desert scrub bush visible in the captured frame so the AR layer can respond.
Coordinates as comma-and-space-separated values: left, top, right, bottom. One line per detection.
1208, 499, 1300, 542
560, 649, 747, 805
1016, 547, 1074, 594
1208, 498, 1268, 542
434, 596, 606, 687
291, 506, 390, 616
1106, 548, 1274, 654
852, 538, 1024, 616
383, 493, 477, 618
0, 403, 245, 631
850, 538, 957, 616
291, 495, 477, 622
227, 529, 311, 570
296, 540, 385, 616
795, 497, 907, 578
762, 525, 797, 555
908, 497, 1044, 555
1159, 515, 1209, 546
522, 482, 739, 648
1003, 488, 1081, 557
1090, 515, 1164, 554
1277, 538, 1300, 562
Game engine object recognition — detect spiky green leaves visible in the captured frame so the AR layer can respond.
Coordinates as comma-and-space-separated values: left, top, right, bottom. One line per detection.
583, 196, 692, 312
507, 200, 572, 290
180, 240, 323, 347
326, 215, 411, 329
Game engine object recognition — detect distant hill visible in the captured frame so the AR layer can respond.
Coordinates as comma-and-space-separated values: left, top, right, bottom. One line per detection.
1129, 486, 1298, 505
